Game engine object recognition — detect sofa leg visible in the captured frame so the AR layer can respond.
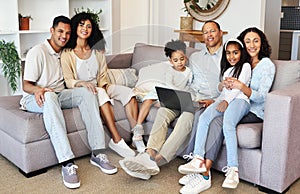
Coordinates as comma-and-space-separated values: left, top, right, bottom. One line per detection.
258, 185, 290, 194
19, 168, 47, 178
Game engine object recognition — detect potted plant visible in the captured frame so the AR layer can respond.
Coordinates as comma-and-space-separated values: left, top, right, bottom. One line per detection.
74, 7, 102, 26
181, 0, 197, 30
18, 14, 33, 30
0, 40, 21, 93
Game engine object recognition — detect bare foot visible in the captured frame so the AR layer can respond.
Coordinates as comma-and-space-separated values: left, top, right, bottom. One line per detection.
155, 154, 163, 164
146, 148, 157, 159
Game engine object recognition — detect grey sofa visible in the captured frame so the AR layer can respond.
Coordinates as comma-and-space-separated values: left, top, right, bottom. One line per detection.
0, 43, 299, 193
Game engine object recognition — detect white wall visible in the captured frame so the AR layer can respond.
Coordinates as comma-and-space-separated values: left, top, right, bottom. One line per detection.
152, 0, 267, 46
119, 0, 150, 53
114, 0, 281, 58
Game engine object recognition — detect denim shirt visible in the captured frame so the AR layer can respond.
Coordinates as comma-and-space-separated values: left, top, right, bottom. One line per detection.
249, 57, 275, 119
188, 46, 222, 101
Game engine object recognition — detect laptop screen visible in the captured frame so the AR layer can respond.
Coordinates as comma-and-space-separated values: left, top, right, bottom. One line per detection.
155, 86, 200, 113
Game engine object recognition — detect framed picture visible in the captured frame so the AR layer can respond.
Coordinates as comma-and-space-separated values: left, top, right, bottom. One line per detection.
185, 0, 230, 21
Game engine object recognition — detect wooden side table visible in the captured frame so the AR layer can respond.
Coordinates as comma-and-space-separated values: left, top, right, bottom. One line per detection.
174, 30, 228, 48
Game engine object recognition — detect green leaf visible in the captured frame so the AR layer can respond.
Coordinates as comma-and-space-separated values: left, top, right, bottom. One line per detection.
0, 40, 21, 93
73, 7, 102, 26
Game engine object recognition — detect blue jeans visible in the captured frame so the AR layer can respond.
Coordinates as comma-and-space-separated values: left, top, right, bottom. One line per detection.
23, 87, 105, 163
193, 98, 250, 168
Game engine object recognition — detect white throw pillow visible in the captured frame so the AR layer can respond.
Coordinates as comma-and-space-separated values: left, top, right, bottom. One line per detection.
135, 61, 171, 92
107, 68, 138, 87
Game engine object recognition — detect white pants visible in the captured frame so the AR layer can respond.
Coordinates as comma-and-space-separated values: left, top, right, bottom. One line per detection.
96, 84, 135, 106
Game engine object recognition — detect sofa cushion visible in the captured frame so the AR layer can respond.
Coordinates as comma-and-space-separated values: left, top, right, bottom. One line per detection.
0, 95, 86, 144
106, 53, 133, 69
131, 43, 199, 73
131, 43, 168, 73
237, 123, 263, 149
271, 60, 300, 91
107, 68, 138, 87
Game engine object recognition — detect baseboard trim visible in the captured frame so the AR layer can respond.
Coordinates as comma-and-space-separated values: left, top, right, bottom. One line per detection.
19, 168, 47, 178
258, 185, 290, 194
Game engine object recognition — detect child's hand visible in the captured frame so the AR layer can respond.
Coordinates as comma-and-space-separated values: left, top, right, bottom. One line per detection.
225, 77, 242, 90
216, 100, 228, 112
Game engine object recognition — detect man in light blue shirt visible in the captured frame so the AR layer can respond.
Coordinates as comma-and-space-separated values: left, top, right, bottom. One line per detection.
189, 44, 222, 101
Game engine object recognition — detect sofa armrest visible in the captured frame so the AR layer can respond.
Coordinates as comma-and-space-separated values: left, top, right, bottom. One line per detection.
260, 82, 300, 192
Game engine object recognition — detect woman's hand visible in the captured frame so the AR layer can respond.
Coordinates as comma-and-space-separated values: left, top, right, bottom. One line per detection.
216, 100, 228, 112
77, 81, 97, 94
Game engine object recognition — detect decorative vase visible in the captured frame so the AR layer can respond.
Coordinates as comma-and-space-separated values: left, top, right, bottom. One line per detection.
180, 16, 193, 30
19, 18, 30, 30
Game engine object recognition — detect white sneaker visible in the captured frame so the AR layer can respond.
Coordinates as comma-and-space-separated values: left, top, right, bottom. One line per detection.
222, 166, 239, 189
122, 152, 160, 175
108, 138, 136, 158
180, 172, 211, 194
132, 139, 146, 153
179, 173, 202, 185
178, 154, 206, 174
119, 159, 151, 180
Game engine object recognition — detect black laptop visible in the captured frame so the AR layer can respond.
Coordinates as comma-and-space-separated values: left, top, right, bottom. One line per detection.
155, 86, 203, 113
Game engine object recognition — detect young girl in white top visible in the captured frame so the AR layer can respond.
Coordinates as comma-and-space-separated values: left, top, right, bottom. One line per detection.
178, 38, 251, 190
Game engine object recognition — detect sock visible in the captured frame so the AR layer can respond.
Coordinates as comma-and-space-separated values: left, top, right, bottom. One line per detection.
202, 175, 209, 180
62, 159, 74, 167
146, 149, 157, 161
92, 149, 105, 156
150, 156, 156, 161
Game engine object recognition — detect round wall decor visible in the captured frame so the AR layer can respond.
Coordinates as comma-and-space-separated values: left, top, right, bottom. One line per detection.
185, 0, 230, 22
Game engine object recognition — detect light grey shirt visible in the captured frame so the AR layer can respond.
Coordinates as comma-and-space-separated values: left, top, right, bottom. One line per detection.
20, 40, 64, 108
188, 46, 223, 101
165, 65, 192, 91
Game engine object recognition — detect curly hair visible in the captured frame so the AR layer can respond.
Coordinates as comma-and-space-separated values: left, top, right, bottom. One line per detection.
64, 12, 105, 50
164, 39, 187, 58
237, 27, 272, 61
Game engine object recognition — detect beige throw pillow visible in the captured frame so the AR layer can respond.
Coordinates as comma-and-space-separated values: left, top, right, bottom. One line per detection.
107, 68, 138, 88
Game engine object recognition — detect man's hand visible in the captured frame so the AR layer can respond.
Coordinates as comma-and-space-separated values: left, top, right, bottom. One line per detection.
198, 99, 214, 108
216, 100, 228, 112
34, 88, 53, 107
